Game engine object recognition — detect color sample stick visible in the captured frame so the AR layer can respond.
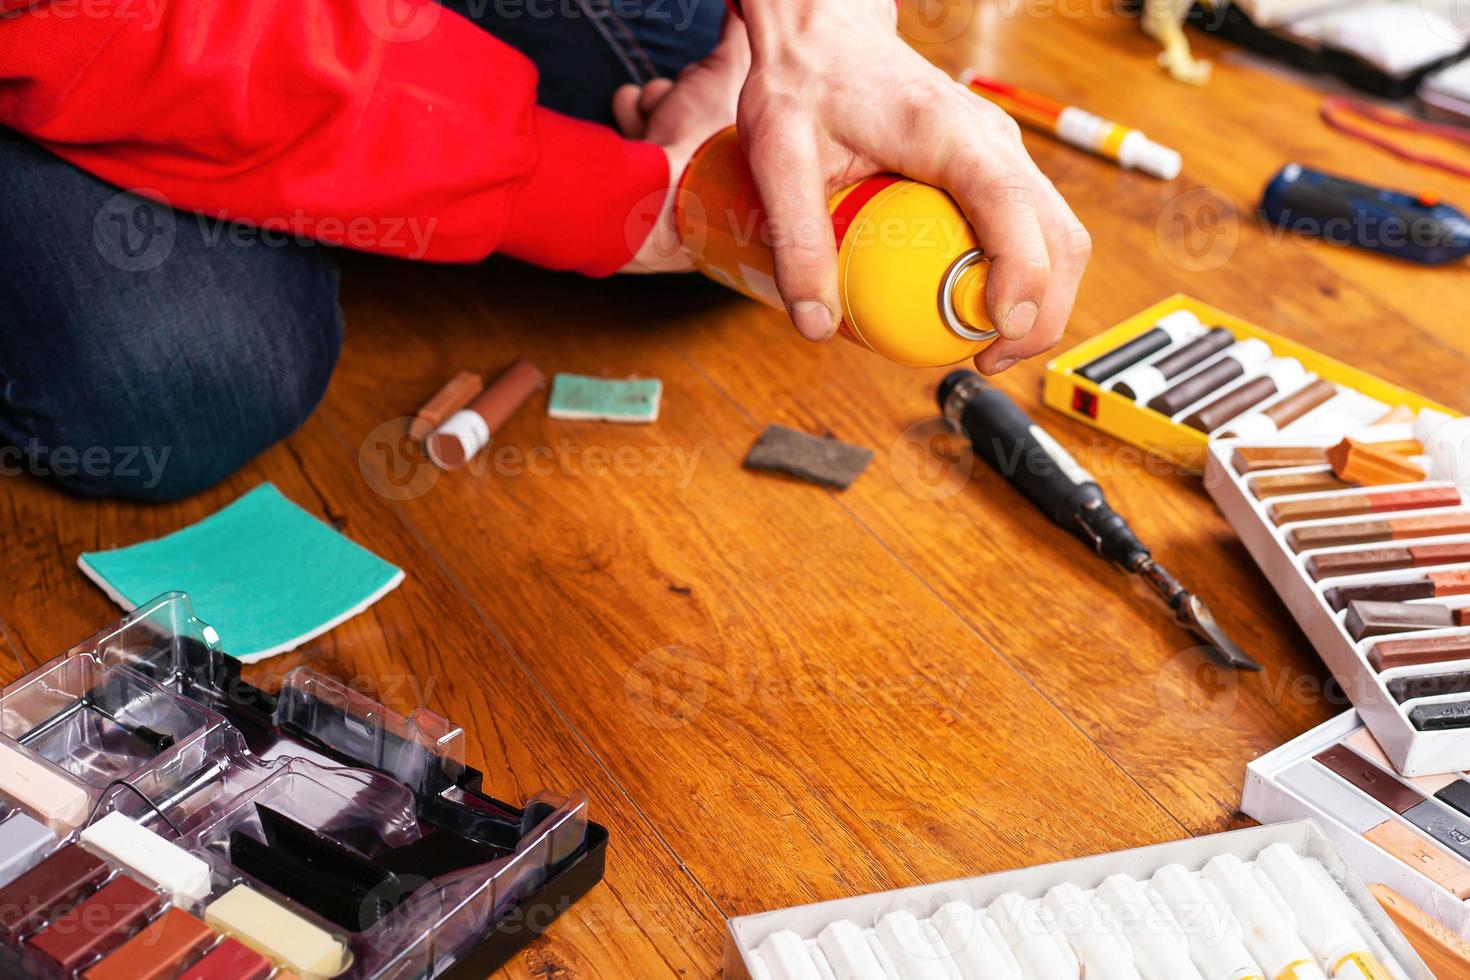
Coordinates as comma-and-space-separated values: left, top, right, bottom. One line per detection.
1437, 782, 1470, 821
1372, 634, 1470, 672
1075, 311, 1203, 383
0, 844, 108, 940
80, 812, 212, 904
409, 370, 483, 443
1289, 512, 1470, 552
1411, 701, 1470, 731
1364, 822, 1470, 899
1200, 854, 1327, 980
1388, 666, 1470, 699
1328, 438, 1428, 487
1270, 487, 1464, 526
1149, 864, 1265, 980
1371, 883, 1470, 979
81, 907, 213, 980
1148, 338, 1272, 417
1345, 600, 1461, 640
1182, 359, 1306, 433
0, 814, 56, 890
427, 358, 545, 471
25, 874, 162, 974
1326, 570, 1470, 611
1254, 844, 1392, 980
1218, 378, 1338, 440
1093, 873, 1203, 980
1317, 744, 1470, 862
1346, 729, 1458, 797
1233, 445, 1329, 473
1250, 471, 1355, 501
177, 938, 274, 980
1110, 326, 1234, 402
1308, 541, 1470, 580
204, 885, 348, 978
0, 742, 89, 834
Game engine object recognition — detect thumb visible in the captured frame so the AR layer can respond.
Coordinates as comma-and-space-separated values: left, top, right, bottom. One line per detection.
745, 129, 839, 342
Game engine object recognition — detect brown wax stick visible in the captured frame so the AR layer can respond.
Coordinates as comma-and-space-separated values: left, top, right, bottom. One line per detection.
426, 358, 544, 471
1250, 471, 1354, 501
1264, 378, 1337, 427
1372, 634, 1470, 672
1270, 486, 1464, 526
1315, 744, 1424, 813
1326, 570, 1470, 611
81, 907, 213, 980
409, 370, 483, 443
1371, 883, 1470, 975
1344, 600, 1459, 641
1308, 541, 1470, 580
1232, 445, 1330, 473
26, 874, 162, 974
0, 844, 107, 940
1183, 376, 1280, 433
1289, 512, 1470, 552
1147, 357, 1247, 417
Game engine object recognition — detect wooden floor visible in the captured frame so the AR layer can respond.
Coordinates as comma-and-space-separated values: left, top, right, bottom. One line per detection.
4, 5, 1469, 978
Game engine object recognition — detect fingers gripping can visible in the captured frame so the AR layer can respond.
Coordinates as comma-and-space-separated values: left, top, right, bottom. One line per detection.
672, 127, 998, 368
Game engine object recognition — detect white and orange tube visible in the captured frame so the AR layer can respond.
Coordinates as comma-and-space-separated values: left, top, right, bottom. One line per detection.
960, 70, 1182, 180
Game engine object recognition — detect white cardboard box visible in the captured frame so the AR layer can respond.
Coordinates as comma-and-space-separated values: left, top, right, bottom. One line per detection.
1244, 708, 1470, 938
1205, 426, 1470, 776
723, 820, 1432, 978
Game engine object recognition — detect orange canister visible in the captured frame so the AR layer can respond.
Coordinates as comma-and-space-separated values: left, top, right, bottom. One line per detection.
673, 127, 997, 368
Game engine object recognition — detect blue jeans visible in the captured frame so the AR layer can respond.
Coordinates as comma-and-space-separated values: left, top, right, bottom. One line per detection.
0, 0, 722, 501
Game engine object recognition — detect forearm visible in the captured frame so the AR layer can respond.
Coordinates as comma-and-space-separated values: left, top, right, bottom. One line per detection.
0, 0, 667, 274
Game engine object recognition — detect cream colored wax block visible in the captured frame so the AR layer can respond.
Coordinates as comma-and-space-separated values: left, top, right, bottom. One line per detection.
205, 885, 350, 978
0, 741, 88, 834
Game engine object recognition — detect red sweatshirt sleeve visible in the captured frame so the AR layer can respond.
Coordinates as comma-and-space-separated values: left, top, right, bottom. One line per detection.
0, 0, 668, 274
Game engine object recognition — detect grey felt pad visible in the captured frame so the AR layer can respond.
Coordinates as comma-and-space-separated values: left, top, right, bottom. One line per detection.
743, 425, 873, 490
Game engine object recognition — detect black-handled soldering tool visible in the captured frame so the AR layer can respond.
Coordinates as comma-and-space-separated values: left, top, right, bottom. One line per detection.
939, 370, 1261, 671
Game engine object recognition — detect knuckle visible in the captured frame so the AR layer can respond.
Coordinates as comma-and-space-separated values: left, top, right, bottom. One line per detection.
977, 171, 1037, 211
1066, 220, 1093, 260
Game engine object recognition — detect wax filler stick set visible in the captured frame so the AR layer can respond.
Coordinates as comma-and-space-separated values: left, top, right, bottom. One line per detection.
723, 821, 1431, 980
0, 593, 604, 979
1246, 711, 1470, 957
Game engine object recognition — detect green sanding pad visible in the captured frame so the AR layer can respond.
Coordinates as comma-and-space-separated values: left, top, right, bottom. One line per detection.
77, 483, 404, 662
547, 373, 661, 423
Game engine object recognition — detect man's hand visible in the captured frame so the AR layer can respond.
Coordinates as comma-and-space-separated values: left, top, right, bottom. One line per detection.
738, 0, 1090, 374
614, 18, 750, 275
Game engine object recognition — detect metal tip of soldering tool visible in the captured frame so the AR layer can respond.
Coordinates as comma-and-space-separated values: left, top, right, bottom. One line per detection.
1134, 556, 1262, 671
1176, 593, 1263, 672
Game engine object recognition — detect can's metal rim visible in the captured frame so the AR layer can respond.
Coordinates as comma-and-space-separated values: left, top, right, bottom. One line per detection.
940, 249, 998, 342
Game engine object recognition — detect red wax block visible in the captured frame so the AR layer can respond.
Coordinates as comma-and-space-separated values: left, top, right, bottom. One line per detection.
25, 875, 162, 974
177, 937, 274, 980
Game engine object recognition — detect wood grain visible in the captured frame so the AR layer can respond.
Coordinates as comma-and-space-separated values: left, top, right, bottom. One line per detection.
1, 4, 1467, 978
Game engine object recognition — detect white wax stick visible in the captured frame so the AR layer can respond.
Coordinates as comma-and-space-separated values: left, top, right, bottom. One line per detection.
1302, 859, 1411, 980
1254, 845, 1393, 980
1150, 864, 1265, 980
1095, 873, 1204, 980
874, 911, 951, 980
817, 920, 890, 980
759, 931, 828, 980
988, 893, 1079, 977
80, 811, 212, 904
1043, 883, 1143, 980
1201, 854, 1328, 980
929, 902, 1021, 980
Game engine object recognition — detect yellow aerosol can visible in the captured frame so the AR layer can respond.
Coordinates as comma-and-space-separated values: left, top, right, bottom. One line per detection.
673, 127, 997, 368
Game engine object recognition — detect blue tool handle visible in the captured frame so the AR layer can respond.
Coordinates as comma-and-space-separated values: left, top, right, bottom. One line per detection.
1261, 163, 1470, 265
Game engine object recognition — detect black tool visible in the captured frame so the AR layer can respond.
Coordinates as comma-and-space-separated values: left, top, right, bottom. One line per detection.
938, 370, 1261, 671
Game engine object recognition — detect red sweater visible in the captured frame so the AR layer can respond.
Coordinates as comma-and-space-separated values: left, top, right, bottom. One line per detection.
0, 0, 668, 274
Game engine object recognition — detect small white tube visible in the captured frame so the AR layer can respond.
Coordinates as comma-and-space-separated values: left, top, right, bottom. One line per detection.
816, 920, 889, 980
874, 911, 951, 980
1095, 873, 1204, 980
988, 893, 1080, 978
1201, 854, 1327, 980
1043, 882, 1144, 980
1150, 864, 1265, 980
1253, 844, 1393, 980
757, 932, 827, 980
930, 902, 1021, 980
